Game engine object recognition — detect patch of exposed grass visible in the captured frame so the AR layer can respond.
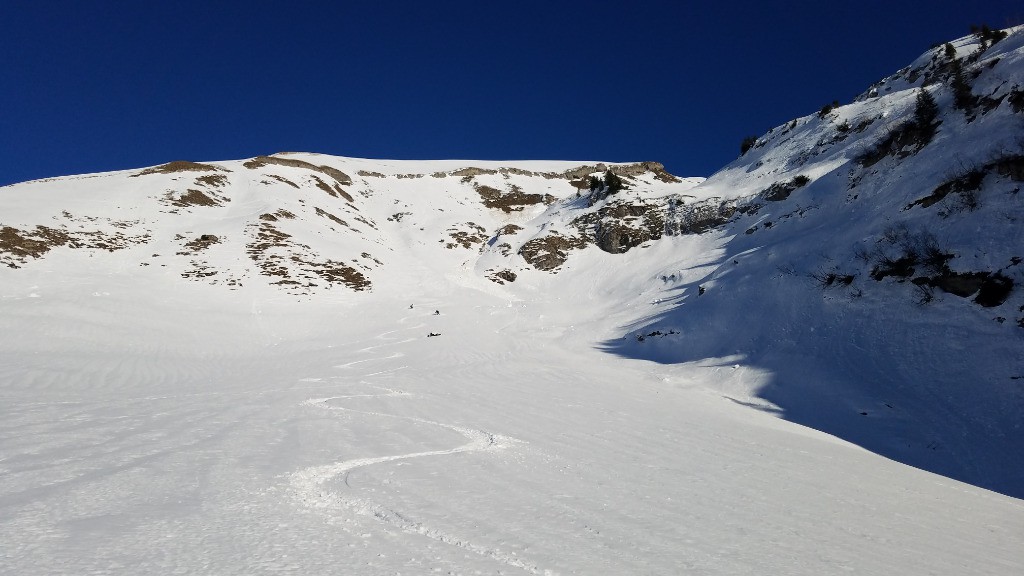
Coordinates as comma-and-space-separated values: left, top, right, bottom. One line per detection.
133, 161, 227, 176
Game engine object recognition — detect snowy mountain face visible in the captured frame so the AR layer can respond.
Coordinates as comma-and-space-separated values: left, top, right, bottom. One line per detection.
2, 28, 1024, 576
620, 27, 1024, 497
0, 155, 701, 293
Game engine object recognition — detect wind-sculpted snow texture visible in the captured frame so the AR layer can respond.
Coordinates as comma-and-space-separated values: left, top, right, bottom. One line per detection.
2, 27, 1024, 576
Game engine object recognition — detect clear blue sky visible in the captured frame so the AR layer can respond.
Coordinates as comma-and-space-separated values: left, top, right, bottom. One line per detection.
2, 1, 1021, 186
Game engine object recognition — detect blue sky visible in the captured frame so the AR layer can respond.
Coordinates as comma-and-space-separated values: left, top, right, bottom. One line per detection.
2, 1, 1021, 186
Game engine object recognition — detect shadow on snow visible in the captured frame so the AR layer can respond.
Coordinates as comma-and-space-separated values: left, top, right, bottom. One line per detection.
598, 241, 1024, 500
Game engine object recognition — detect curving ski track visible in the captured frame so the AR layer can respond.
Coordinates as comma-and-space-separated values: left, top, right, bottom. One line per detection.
289, 376, 547, 574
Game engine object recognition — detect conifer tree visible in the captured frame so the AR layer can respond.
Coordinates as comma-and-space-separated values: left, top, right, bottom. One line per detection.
914, 88, 938, 127
949, 58, 973, 110
603, 170, 624, 194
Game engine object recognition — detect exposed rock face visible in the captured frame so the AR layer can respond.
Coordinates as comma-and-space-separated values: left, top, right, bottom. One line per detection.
610, 161, 680, 183
667, 197, 737, 235
518, 233, 588, 271
3, 155, 706, 289
486, 269, 517, 284
524, 192, 741, 264
573, 201, 664, 254
761, 176, 810, 202
555, 161, 680, 183
422, 161, 679, 184
512, 189, 739, 264
476, 184, 555, 213
993, 155, 1024, 181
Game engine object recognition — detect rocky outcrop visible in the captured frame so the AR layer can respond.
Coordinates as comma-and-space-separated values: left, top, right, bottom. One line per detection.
476, 184, 555, 213
552, 161, 680, 182
519, 232, 588, 271
573, 201, 664, 254
666, 197, 738, 235
511, 189, 744, 271
243, 155, 353, 186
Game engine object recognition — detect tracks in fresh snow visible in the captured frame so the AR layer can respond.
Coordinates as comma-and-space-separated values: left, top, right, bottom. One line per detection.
289, 353, 546, 574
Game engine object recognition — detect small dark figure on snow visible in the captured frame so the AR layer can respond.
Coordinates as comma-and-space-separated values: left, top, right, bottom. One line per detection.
427, 332, 441, 337
434, 310, 440, 315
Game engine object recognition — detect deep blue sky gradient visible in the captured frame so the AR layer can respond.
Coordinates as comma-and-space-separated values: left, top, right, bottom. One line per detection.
2, 1, 1022, 186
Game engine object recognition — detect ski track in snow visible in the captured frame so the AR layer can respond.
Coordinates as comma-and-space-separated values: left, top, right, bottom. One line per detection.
289, 352, 547, 574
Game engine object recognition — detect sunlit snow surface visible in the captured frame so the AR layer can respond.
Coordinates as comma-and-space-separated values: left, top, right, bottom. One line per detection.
2, 243, 1022, 575
4, 29, 1024, 575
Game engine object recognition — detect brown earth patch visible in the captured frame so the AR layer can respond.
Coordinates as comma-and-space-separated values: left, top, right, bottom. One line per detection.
0, 225, 69, 266
195, 174, 229, 188
267, 174, 300, 188
246, 222, 294, 281
353, 214, 377, 230
181, 261, 218, 279
1, 224, 150, 268
315, 207, 349, 228
304, 175, 356, 201
442, 222, 488, 249
361, 252, 384, 266
310, 175, 337, 197
476, 184, 554, 213
496, 224, 523, 236
166, 189, 221, 207
245, 219, 371, 293
242, 155, 353, 187
301, 258, 370, 291
132, 161, 228, 176
180, 234, 221, 253
333, 185, 354, 202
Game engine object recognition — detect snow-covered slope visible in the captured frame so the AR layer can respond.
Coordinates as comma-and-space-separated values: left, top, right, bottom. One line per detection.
607, 25, 1024, 498
0, 154, 700, 294
1, 28, 1023, 576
